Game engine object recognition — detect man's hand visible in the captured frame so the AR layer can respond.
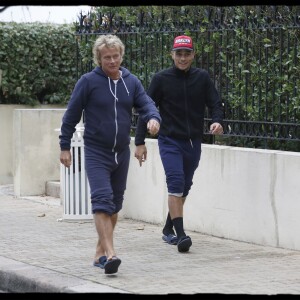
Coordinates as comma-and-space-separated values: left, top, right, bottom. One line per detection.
147, 119, 160, 136
134, 145, 147, 167
210, 122, 223, 135
60, 150, 72, 168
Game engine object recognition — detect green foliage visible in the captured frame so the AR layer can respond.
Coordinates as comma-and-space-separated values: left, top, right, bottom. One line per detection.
0, 22, 77, 106
0, 6, 299, 151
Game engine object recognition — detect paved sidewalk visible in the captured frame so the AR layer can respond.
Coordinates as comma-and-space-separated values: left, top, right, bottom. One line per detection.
0, 184, 300, 294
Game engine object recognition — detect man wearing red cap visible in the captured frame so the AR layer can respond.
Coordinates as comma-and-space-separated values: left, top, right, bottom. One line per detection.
134, 35, 224, 253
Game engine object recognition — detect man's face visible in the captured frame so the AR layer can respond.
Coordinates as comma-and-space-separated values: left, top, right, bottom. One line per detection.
100, 46, 122, 78
171, 49, 195, 72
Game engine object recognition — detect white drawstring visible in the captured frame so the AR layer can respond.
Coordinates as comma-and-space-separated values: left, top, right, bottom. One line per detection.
108, 78, 118, 101
190, 139, 193, 148
108, 76, 130, 98
120, 77, 129, 96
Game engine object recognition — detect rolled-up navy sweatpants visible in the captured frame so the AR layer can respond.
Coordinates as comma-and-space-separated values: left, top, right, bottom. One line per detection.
158, 135, 201, 197
84, 145, 130, 215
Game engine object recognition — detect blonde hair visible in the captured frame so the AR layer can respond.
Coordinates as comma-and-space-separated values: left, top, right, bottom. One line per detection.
93, 34, 125, 66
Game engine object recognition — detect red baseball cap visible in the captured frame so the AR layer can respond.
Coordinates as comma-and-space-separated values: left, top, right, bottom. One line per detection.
172, 35, 193, 51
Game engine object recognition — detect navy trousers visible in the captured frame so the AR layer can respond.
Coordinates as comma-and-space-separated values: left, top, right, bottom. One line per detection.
84, 145, 130, 215
158, 135, 201, 198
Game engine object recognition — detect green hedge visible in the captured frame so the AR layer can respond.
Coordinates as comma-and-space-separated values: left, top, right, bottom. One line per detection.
0, 22, 77, 106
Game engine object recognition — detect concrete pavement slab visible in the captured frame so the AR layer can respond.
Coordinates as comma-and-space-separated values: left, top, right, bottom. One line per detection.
0, 185, 300, 294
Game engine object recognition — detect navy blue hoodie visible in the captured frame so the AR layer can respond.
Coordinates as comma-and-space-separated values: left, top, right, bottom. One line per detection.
60, 66, 161, 152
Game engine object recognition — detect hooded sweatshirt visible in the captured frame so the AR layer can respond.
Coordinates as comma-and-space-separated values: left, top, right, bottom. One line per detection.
59, 66, 161, 152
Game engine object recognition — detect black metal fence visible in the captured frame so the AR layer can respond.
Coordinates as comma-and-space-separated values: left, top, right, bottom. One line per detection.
74, 6, 300, 151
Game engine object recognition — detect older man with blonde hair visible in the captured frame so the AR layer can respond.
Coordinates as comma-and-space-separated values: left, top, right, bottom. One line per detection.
59, 34, 161, 274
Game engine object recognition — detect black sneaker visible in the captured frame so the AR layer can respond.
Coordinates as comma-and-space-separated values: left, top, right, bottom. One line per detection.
177, 236, 192, 252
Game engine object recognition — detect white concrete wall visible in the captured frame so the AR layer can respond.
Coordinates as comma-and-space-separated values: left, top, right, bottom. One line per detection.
13, 108, 66, 196
123, 141, 168, 224
0, 105, 27, 184
0, 105, 64, 185
123, 139, 300, 251
274, 151, 300, 250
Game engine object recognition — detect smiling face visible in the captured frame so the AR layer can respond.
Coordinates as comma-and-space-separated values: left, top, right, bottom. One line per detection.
171, 49, 195, 72
99, 46, 123, 79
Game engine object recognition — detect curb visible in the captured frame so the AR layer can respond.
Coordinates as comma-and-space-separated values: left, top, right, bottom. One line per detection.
0, 256, 128, 293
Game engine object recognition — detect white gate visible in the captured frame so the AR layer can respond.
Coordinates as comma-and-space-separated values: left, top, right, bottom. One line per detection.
60, 127, 93, 221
